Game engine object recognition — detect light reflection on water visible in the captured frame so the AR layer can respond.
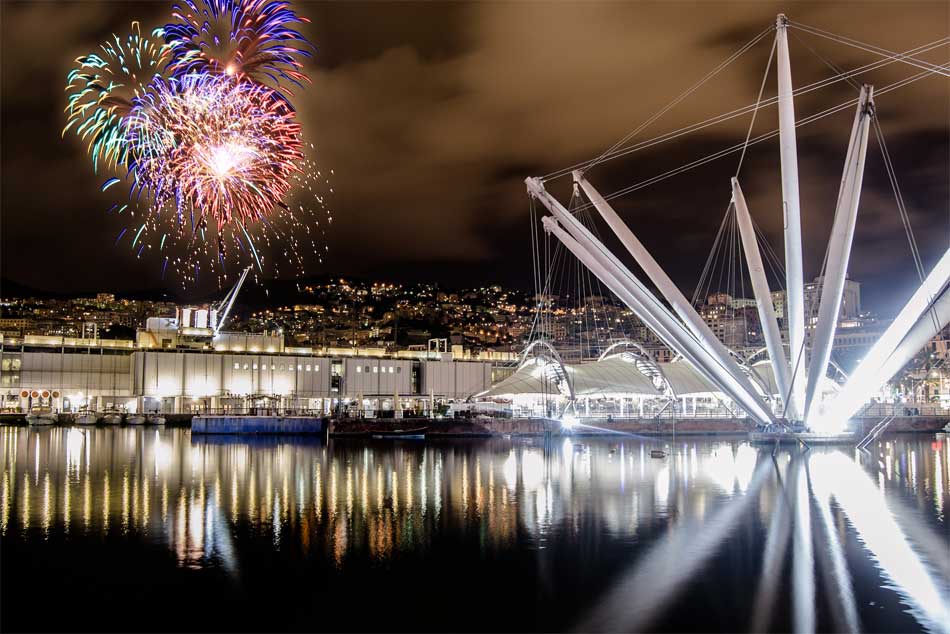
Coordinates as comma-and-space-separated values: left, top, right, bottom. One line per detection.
0, 426, 947, 633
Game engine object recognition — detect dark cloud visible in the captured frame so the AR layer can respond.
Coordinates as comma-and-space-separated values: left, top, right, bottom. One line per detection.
1, 0, 947, 314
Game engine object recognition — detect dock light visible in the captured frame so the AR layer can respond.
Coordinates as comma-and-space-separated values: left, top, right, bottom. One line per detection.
561, 414, 577, 430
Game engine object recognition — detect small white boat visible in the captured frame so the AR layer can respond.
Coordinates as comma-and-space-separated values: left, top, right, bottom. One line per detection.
146, 414, 166, 425
26, 407, 57, 426
75, 411, 98, 426
126, 414, 146, 425
101, 412, 123, 425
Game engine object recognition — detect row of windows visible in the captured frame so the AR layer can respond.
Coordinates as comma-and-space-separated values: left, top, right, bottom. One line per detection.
232, 362, 320, 372
356, 365, 401, 374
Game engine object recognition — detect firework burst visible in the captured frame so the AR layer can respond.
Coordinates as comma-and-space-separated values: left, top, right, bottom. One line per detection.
63, 22, 171, 171
114, 139, 333, 286
127, 72, 304, 235
64, 2, 327, 284
161, 0, 311, 94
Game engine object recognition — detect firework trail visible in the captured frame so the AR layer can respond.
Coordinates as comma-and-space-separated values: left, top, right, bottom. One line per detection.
63, 22, 171, 171
161, 0, 311, 95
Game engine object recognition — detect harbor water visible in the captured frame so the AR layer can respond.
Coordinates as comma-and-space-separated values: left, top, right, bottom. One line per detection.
1, 426, 947, 632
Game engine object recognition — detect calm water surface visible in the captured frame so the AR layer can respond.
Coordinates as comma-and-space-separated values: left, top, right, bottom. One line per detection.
1, 426, 948, 633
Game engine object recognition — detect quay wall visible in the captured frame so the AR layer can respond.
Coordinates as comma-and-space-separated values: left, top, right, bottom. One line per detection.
329, 417, 752, 437
849, 416, 947, 434
330, 416, 948, 437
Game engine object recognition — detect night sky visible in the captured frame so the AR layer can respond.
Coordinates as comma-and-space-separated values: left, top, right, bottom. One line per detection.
1, 1, 947, 313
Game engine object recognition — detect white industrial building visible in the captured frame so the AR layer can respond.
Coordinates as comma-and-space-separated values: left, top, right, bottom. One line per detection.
0, 333, 495, 416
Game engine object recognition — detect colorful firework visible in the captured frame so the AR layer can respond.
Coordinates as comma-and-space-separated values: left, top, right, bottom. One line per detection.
64, 2, 326, 284
161, 0, 311, 94
63, 22, 171, 171
114, 139, 333, 286
127, 72, 304, 235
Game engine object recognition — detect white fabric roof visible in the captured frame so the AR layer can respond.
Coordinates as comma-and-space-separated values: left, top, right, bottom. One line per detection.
750, 361, 779, 396
570, 357, 662, 396
655, 362, 719, 395
478, 357, 780, 400
479, 365, 552, 398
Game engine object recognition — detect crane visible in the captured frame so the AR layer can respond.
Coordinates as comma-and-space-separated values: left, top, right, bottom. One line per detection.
212, 266, 251, 337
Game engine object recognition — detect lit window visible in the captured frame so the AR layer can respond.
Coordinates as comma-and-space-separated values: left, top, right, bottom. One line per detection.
389, 366, 394, 374
243, 364, 249, 370
271, 364, 276, 370
253, 363, 258, 370
373, 366, 378, 373
298, 364, 303, 371
306, 365, 311, 372
314, 365, 319, 372
356, 366, 362, 373
234, 362, 240, 369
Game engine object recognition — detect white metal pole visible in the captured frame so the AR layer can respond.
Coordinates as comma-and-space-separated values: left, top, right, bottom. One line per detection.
540, 216, 724, 394
574, 173, 761, 391
827, 285, 950, 429
540, 176, 769, 412
540, 214, 776, 425
732, 177, 792, 405
816, 249, 950, 427
803, 86, 874, 422
776, 13, 807, 420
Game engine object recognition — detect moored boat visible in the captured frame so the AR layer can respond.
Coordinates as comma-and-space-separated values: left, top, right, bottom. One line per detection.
126, 414, 146, 425
101, 412, 123, 425
75, 411, 98, 426
371, 426, 428, 439
146, 414, 166, 425
26, 407, 57, 426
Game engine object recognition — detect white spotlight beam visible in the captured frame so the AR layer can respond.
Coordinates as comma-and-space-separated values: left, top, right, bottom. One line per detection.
817, 248, 950, 428
571, 172, 770, 412
803, 85, 874, 423
532, 191, 775, 425
732, 177, 792, 407
777, 13, 807, 420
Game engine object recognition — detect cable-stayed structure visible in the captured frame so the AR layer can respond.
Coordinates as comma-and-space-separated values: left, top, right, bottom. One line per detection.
513, 13, 950, 433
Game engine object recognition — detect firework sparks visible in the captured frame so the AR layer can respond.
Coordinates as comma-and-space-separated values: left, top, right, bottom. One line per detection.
161, 0, 311, 94
113, 139, 333, 286
127, 72, 304, 233
64, 2, 327, 284
63, 22, 171, 171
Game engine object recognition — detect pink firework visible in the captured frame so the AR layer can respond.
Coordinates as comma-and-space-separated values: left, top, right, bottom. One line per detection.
127, 73, 303, 233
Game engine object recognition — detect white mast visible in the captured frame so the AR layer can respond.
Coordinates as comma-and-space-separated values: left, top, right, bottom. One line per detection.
572, 172, 769, 406
732, 177, 792, 409
776, 13, 806, 420
528, 178, 776, 425
803, 85, 874, 422
815, 248, 950, 428
541, 215, 773, 423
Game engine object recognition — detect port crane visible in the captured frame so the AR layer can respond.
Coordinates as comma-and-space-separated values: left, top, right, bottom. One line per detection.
212, 266, 251, 337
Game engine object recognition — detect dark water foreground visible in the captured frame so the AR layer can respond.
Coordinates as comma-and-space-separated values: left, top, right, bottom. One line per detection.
1, 427, 947, 633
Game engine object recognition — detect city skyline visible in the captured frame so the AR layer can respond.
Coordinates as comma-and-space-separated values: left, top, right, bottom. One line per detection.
1, 1, 947, 315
